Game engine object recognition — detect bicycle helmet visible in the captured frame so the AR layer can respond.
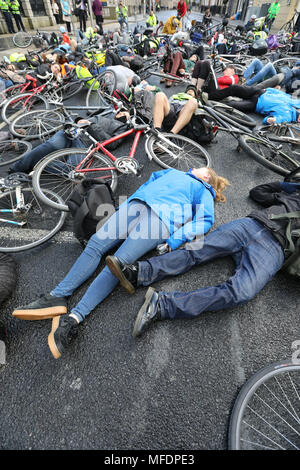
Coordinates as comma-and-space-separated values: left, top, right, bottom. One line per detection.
250, 38, 268, 56
222, 18, 228, 26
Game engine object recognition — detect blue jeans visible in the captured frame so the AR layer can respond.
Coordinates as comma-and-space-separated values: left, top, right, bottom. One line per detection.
12, 130, 86, 172
51, 200, 170, 322
244, 58, 277, 86
137, 218, 284, 320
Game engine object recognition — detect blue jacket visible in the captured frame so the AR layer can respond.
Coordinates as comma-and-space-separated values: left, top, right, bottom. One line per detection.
127, 169, 216, 250
256, 88, 300, 124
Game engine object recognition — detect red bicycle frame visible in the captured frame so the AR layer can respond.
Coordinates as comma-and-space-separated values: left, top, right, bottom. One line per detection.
74, 128, 144, 178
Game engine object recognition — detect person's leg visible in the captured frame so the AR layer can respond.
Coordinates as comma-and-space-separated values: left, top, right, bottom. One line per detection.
12, 14, 20, 31
170, 51, 185, 75
208, 84, 262, 101
158, 227, 284, 320
153, 92, 170, 129
18, 15, 26, 32
244, 58, 263, 81
11, 130, 80, 173
70, 204, 170, 322
246, 62, 277, 86
255, 72, 284, 90
170, 97, 197, 134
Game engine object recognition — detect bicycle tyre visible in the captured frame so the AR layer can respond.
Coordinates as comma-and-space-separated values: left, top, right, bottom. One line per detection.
13, 31, 32, 48
85, 70, 117, 109
0, 140, 32, 167
0, 83, 24, 108
0, 187, 67, 253
209, 101, 257, 128
61, 80, 85, 100
145, 133, 210, 171
9, 109, 65, 140
32, 148, 118, 211
238, 134, 300, 175
1, 92, 49, 125
228, 360, 300, 450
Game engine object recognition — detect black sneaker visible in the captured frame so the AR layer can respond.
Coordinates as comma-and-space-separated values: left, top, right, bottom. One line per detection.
105, 255, 138, 294
133, 287, 161, 338
48, 315, 79, 359
12, 294, 67, 321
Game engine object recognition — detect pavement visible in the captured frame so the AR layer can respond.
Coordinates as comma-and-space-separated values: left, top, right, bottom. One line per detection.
0, 9, 299, 452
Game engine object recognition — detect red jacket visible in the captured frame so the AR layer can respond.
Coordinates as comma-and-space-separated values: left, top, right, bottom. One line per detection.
217, 74, 239, 89
177, 1, 187, 17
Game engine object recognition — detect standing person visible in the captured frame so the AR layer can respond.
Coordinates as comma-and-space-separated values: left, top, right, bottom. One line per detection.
177, 0, 187, 31
60, 0, 72, 33
76, 0, 88, 32
51, 0, 60, 25
12, 167, 230, 359
116, 1, 128, 32
92, 0, 103, 35
10, 0, 26, 32
266, 0, 280, 31
0, 0, 15, 33
146, 10, 157, 28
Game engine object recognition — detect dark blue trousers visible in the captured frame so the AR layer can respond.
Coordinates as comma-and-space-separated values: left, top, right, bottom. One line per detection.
137, 218, 284, 320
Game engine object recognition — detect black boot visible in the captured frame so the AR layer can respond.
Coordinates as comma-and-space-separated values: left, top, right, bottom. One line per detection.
105, 255, 138, 294
133, 287, 161, 338
48, 315, 79, 359
12, 294, 67, 320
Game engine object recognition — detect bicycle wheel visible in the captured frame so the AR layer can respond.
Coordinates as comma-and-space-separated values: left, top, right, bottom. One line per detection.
0, 83, 24, 107
239, 134, 300, 175
0, 140, 32, 167
32, 148, 118, 211
0, 187, 66, 252
13, 31, 32, 48
228, 360, 300, 450
10, 109, 65, 140
85, 70, 117, 109
61, 80, 85, 100
273, 57, 300, 71
1, 93, 49, 125
209, 101, 257, 128
145, 133, 210, 171
255, 125, 300, 161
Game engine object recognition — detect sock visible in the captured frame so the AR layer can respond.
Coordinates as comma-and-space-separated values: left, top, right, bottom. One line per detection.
69, 313, 80, 324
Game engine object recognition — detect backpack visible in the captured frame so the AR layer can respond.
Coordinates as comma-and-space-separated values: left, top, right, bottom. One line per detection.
67, 180, 116, 247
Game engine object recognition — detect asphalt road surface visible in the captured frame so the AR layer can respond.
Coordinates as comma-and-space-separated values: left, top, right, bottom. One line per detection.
0, 18, 299, 451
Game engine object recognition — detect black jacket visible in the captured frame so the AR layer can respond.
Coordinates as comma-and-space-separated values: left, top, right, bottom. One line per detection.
249, 182, 300, 250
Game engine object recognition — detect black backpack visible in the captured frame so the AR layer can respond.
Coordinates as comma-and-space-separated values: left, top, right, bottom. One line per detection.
181, 112, 217, 144
67, 180, 116, 247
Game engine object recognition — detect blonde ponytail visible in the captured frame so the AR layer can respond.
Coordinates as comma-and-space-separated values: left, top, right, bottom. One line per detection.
207, 168, 231, 203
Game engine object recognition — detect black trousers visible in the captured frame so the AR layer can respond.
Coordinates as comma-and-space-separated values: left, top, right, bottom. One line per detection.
78, 10, 86, 32
192, 60, 263, 110
95, 15, 103, 35
1, 11, 15, 33
12, 13, 26, 32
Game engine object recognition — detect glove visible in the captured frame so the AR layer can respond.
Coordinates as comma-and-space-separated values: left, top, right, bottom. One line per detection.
280, 182, 300, 194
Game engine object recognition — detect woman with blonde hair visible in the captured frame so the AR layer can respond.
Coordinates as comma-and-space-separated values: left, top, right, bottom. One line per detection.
12, 167, 229, 358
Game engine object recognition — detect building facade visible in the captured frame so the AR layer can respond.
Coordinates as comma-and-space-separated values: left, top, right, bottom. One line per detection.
0, 0, 141, 34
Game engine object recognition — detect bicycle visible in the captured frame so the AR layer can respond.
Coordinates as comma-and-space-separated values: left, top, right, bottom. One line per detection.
280, 9, 300, 34
228, 360, 300, 450
13, 30, 50, 49
31, 92, 211, 212
0, 139, 32, 168
0, 172, 66, 253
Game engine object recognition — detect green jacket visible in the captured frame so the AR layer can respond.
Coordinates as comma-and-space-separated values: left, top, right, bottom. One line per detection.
0, 0, 10, 11
268, 2, 280, 18
147, 14, 157, 27
10, 0, 20, 14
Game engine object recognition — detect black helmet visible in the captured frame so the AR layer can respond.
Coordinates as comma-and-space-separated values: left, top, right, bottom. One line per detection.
250, 39, 268, 56
222, 18, 228, 26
